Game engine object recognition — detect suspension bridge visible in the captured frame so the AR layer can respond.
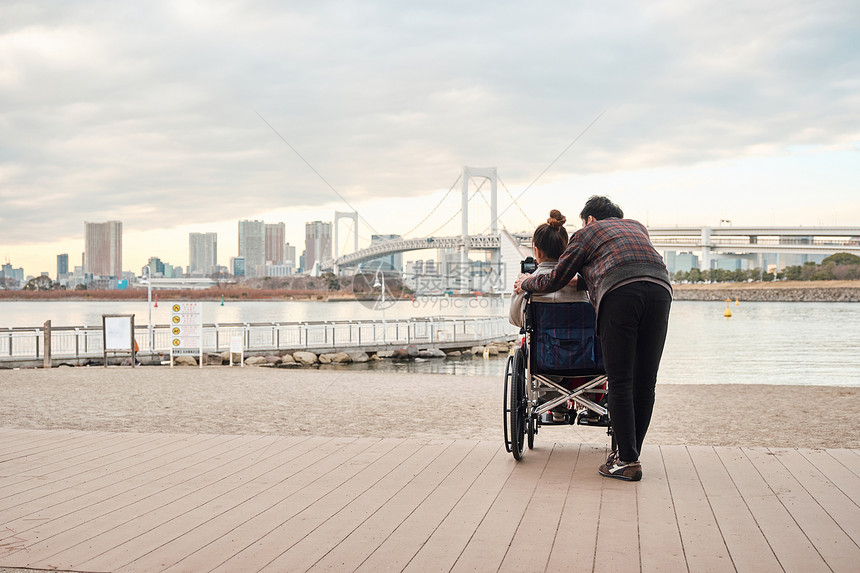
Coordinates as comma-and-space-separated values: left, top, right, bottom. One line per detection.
318, 166, 860, 290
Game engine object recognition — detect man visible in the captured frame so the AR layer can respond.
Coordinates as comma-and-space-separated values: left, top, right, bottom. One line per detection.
514, 196, 672, 481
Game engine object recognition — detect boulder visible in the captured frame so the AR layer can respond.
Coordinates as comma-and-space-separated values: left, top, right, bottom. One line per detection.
205, 353, 223, 365
244, 356, 267, 366
376, 350, 395, 359
329, 352, 352, 364
347, 351, 370, 363
392, 348, 411, 360
174, 355, 198, 367
318, 354, 332, 364
445, 350, 462, 357
485, 346, 500, 356
293, 351, 318, 366
370, 353, 382, 361
406, 345, 419, 357
471, 345, 485, 355
281, 353, 296, 364
220, 350, 242, 364
265, 355, 282, 365
418, 348, 447, 358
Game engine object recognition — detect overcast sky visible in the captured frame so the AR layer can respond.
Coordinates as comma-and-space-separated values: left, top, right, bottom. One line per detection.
2, 0, 859, 277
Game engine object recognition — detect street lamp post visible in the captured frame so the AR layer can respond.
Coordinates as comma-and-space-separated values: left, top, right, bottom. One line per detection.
373, 269, 386, 344
142, 267, 153, 354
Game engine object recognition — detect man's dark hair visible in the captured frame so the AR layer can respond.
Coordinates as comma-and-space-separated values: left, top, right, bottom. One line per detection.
580, 195, 623, 221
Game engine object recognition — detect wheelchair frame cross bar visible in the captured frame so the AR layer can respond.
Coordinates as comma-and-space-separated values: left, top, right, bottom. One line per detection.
530, 374, 609, 418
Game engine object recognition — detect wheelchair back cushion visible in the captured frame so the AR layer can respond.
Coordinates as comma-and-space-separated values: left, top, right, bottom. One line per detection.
531, 301, 603, 373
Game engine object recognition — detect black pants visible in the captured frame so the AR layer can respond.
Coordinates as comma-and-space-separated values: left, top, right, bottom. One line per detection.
597, 281, 672, 462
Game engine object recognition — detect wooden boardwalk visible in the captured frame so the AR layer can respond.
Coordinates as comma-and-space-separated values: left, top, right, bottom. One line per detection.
0, 429, 858, 572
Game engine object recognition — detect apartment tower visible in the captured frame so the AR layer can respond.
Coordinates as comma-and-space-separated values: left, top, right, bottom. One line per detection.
189, 232, 218, 276
84, 221, 122, 278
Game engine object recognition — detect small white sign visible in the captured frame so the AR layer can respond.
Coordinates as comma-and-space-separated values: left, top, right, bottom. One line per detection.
230, 336, 243, 353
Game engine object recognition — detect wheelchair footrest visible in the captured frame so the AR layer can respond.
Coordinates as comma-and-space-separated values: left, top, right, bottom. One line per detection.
576, 411, 611, 427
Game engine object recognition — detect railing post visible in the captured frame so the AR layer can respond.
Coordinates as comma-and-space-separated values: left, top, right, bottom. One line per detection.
35, 329, 40, 359
43, 321, 52, 368
75, 328, 80, 358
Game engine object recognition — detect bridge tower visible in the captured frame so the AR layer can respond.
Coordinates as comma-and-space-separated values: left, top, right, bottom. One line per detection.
334, 211, 359, 274
461, 166, 498, 294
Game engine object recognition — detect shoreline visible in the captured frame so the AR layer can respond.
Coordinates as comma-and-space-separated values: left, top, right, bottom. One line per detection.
2, 280, 860, 303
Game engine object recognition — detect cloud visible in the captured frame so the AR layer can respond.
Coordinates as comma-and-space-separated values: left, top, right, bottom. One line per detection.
1, 0, 859, 272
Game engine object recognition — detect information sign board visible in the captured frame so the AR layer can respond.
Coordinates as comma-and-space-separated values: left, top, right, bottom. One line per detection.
169, 302, 203, 367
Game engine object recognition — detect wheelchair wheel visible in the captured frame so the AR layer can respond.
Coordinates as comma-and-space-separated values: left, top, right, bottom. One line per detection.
503, 348, 526, 460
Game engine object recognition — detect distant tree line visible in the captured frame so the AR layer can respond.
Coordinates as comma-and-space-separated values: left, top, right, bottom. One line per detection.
673, 252, 860, 283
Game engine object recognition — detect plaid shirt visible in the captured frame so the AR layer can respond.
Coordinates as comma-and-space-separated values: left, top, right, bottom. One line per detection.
521, 218, 670, 313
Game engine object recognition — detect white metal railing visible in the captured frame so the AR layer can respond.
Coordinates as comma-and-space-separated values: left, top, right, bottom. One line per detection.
0, 316, 516, 362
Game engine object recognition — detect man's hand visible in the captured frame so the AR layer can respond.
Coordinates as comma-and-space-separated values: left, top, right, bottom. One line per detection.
568, 275, 578, 288
513, 274, 528, 295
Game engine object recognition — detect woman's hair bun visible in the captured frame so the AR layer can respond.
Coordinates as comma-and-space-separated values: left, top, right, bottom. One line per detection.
547, 209, 566, 228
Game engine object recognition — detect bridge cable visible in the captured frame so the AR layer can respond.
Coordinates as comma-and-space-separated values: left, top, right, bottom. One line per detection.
401, 174, 462, 239
253, 108, 380, 235
498, 176, 536, 229
425, 181, 488, 238
483, 108, 608, 234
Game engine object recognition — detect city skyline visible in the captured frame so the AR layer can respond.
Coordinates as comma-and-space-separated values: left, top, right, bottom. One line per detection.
2, 1, 859, 277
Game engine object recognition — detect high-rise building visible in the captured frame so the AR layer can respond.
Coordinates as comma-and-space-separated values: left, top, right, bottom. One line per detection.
285, 243, 297, 266
238, 220, 265, 277
304, 221, 332, 273
84, 221, 122, 278
230, 256, 245, 277
56, 253, 69, 280
265, 223, 286, 265
189, 232, 218, 276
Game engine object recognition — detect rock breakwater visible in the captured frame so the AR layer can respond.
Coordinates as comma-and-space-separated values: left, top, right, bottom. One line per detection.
673, 281, 860, 302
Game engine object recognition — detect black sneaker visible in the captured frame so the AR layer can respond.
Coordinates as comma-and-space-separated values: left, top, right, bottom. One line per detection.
599, 451, 642, 481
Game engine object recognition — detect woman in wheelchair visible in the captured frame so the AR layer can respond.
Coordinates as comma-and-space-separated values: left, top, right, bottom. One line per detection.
505, 210, 610, 462
509, 210, 593, 423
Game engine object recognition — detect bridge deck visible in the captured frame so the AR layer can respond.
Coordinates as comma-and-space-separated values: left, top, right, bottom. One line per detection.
1, 429, 858, 572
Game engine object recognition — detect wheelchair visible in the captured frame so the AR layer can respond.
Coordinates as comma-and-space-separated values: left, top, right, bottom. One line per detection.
504, 294, 615, 460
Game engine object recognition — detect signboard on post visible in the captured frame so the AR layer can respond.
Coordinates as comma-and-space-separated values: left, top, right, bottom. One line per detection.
169, 302, 203, 367
229, 335, 244, 367
102, 314, 135, 368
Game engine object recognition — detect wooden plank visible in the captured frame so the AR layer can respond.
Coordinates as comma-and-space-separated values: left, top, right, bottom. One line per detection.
160, 437, 391, 573
0, 431, 134, 486
448, 445, 551, 572
117, 436, 350, 573
306, 440, 479, 572
0, 432, 180, 530
8, 434, 271, 571
544, 444, 603, 571
717, 447, 830, 573
636, 446, 687, 573
688, 446, 782, 572
499, 442, 579, 572
262, 441, 456, 572
208, 439, 413, 573
0, 433, 221, 549
661, 445, 734, 572
0, 429, 81, 458
747, 448, 860, 572
797, 448, 860, 544
401, 447, 517, 573
826, 449, 860, 477
353, 441, 502, 573
55, 435, 314, 572
593, 459, 640, 573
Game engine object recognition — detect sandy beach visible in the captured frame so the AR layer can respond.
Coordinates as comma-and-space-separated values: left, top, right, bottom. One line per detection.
1, 367, 857, 449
